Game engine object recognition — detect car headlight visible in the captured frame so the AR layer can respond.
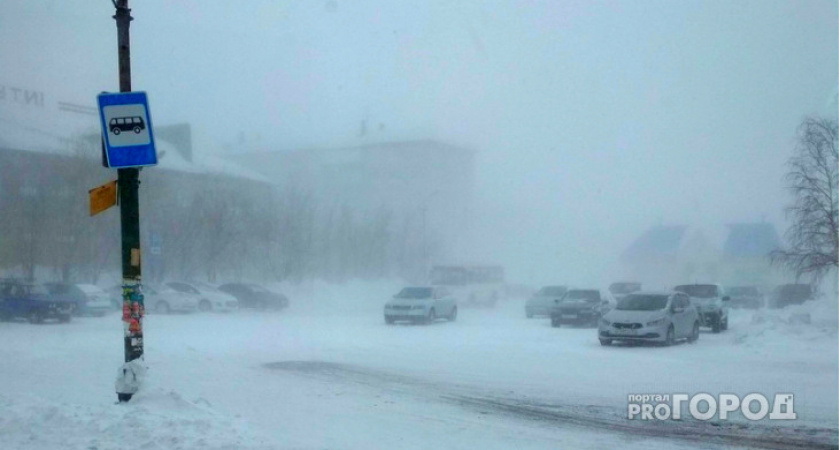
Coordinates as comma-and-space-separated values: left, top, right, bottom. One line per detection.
646, 317, 668, 327
411, 305, 426, 310
600, 318, 610, 327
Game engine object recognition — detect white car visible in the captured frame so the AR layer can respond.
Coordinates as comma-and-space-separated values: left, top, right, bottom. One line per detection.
599, 291, 701, 346
76, 284, 113, 316
167, 281, 239, 312
144, 284, 198, 314
525, 285, 567, 318
384, 286, 458, 325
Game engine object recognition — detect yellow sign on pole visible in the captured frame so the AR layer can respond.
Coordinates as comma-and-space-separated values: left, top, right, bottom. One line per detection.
89, 180, 118, 216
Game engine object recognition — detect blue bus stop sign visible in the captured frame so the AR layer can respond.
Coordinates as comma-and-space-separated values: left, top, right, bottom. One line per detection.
97, 91, 158, 168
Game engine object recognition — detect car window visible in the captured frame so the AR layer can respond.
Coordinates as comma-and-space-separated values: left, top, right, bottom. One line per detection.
396, 287, 432, 299
563, 290, 600, 302
674, 285, 719, 298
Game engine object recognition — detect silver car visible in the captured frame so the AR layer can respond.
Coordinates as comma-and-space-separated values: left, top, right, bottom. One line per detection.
673, 283, 730, 333
598, 291, 700, 346
167, 281, 239, 312
525, 285, 567, 318
384, 286, 458, 325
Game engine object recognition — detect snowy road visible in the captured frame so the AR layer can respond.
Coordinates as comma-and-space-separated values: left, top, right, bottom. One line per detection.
0, 283, 836, 449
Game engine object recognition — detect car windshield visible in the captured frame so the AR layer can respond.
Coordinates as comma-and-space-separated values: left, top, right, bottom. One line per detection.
247, 284, 269, 293
395, 287, 432, 299
28, 285, 49, 296
538, 286, 567, 296
562, 290, 599, 302
616, 295, 669, 311
674, 285, 719, 299
729, 287, 759, 296
609, 283, 640, 294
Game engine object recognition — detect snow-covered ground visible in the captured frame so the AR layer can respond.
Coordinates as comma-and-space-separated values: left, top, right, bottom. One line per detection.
0, 281, 837, 449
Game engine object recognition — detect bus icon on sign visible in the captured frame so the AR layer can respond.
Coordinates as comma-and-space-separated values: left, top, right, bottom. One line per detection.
109, 116, 146, 135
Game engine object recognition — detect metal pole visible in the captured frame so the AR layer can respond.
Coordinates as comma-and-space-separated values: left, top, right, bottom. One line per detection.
113, 0, 145, 403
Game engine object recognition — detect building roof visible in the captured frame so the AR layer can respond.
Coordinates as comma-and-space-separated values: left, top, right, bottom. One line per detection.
621, 225, 687, 263
722, 223, 781, 258
0, 113, 269, 184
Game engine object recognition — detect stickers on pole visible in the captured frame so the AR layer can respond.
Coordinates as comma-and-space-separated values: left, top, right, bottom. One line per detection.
97, 91, 158, 168
121, 280, 145, 362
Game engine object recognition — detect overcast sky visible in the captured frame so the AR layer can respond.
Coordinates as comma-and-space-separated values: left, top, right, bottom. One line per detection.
1, 0, 837, 285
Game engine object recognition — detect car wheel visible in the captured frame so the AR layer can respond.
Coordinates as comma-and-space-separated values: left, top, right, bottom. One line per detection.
448, 307, 458, 322
198, 300, 212, 312
58, 314, 71, 323
112, 127, 121, 135
599, 339, 612, 346
155, 301, 170, 314
133, 126, 142, 134
664, 325, 675, 346
426, 308, 436, 325
688, 321, 700, 343
551, 316, 560, 328
28, 310, 44, 324
711, 314, 721, 333
384, 316, 395, 325
721, 315, 729, 331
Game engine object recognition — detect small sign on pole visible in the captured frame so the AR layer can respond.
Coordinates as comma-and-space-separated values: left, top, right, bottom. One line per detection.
89, 180, 118, 216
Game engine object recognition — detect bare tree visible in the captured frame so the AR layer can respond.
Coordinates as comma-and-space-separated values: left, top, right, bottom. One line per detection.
772, 116, 839, 282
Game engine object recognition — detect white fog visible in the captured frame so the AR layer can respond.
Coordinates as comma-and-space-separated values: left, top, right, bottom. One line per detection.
0, 1, 837, 449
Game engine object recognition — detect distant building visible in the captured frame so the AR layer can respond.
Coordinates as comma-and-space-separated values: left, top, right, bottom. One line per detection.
0, 88, 270, 282
228, 139, 476, 257
620, 222, 782, 288
720, 222, 782, 287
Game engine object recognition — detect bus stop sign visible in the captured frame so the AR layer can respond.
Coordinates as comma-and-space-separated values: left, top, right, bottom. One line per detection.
97, 91, 158, 168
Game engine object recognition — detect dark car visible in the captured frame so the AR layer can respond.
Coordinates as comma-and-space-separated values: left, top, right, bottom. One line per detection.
217, 283, 289, 310
673, 283, 730, 333
727, 286, 765, 309
44, 283, 112, 316
0, 280, 75, 323
550, 289, 613, 327
768, 284, 816, 309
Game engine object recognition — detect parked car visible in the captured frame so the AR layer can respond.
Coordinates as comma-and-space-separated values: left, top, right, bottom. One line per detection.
727, 286, 765, 309
384, 286, 458, 325
107, 284, 198, 314
145, 284, 199, 314
44, 283, 112, 316
599, 291, 700, 346
673, 283, 730, 333
768, 284, 816, 309
608, 281, 642, 301
0, 280, 75, 323
166, 281, 239, 312
217, 283, 289, 310
549, 288, 614, 327
525, 285, 567, 318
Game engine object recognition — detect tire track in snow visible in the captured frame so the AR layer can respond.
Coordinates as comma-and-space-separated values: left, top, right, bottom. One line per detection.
264, 360, 838, 450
